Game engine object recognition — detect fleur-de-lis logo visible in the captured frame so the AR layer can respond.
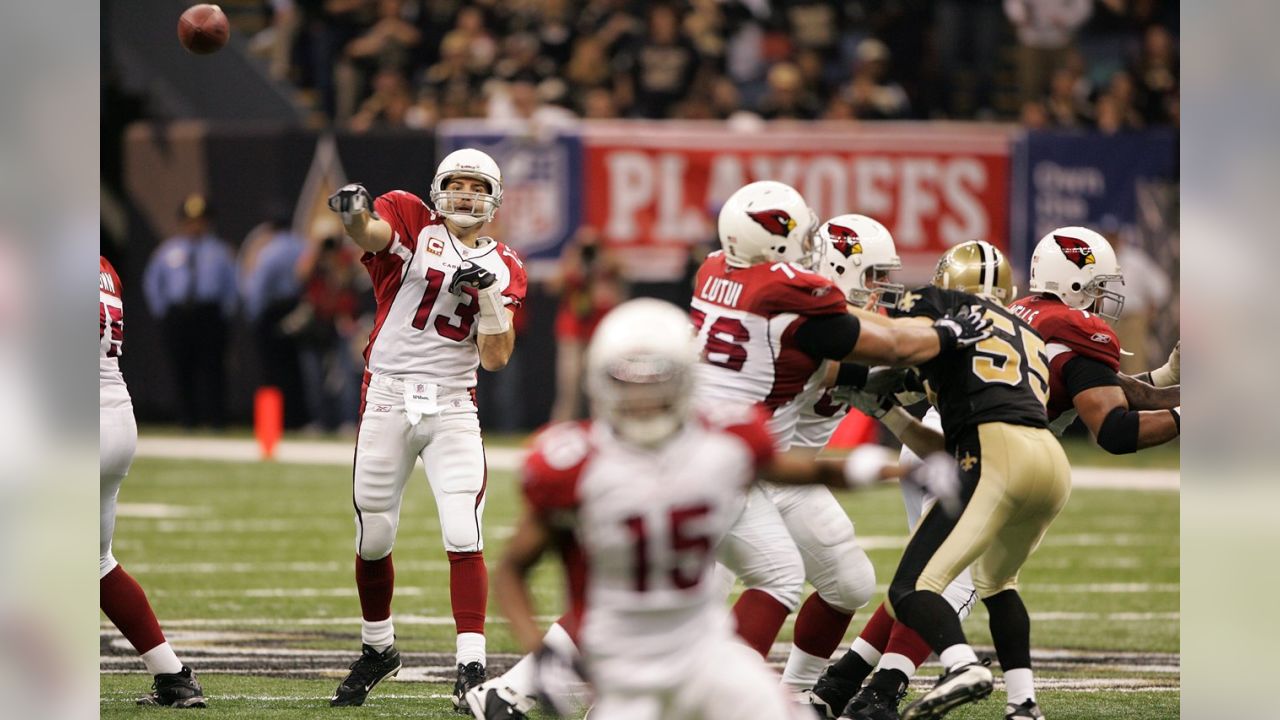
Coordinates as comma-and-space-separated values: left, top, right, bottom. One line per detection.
959, 452, 978, 471
898, 291, 922, 312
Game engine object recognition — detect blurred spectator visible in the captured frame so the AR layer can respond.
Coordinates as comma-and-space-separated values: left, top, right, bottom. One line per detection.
287, 219, 364, 432
1045, 67, 1090, 127
487, 73, 577, 128
1098, 70, 1145, 132
780, 0, 845, 55
1131, 24, 1178, 125
421, 31, 481, 104
239, 206, 308, 429
453, 4, 497, 73
349, 68, 414, 131
564, 36, 613, 91
1104, 220, 1172, 374
845, 39, 910, 120
757, 62, 822, 120
335, 0, 422, 122
581, 86, 620, 119
142, 195, 237, 429
1004, 0, 1093, 106
549, 228, 626, 422
614, 3, 702, 118
1020, 99, 1050, 129
296, 0, 376, 118
492, 32, 556, 84
248, 0, 300, 81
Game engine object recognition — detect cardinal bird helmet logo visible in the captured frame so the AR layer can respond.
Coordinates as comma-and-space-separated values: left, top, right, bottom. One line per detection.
826, 223, 863, 258
1053, 234, 1096, 268
747, 209, 797, 237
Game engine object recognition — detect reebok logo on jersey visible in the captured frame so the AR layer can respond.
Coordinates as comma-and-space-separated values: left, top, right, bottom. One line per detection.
747, 209, 797, 237
826, 223, 863, 258
1053, 235, 1096, 268
1090, 332, 1112, 343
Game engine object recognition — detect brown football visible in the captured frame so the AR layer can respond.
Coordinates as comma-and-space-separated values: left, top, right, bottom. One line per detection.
177, 4, 230, 55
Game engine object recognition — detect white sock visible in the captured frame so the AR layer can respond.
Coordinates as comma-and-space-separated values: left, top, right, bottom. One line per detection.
850, 637, 883, 666
1004, 668, 1035, 705
500, 650, 539, 698
140, 642, 183, 676
781, 646, 828, 692
938, 644, 978, 671
362, 617, 394, 652
878, 652, 919, 679
457, 632, 486, 666
542, 622, 578, 656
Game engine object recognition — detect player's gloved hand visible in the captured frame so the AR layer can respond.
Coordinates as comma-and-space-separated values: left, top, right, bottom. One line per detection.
843, 444, 896, 488
531, 642, 588, 718
905, 452, 963, 517
933, 305, 992, 350
836, 388, 896, 419
328, 183, 378, 225
1151, 340, 1179, 387
449, 260, 497, 294
862, 366, 908, 396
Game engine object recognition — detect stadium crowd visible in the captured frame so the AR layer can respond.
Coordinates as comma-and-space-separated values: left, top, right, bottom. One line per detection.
245, 0, 1178, 132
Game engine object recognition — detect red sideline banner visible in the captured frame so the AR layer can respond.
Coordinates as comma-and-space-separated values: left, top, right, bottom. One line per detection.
582, 121, 1014, 281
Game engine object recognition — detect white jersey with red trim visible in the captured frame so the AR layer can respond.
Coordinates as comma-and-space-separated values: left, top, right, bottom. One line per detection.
99, 256, 130, 408
791, 365, 853, 449
361, 190, 527, 387
522, 406, 775, 693
690, 252, 845, 450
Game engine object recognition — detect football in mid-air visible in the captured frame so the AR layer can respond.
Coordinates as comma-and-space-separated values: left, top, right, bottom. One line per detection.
178, 4, 230, 55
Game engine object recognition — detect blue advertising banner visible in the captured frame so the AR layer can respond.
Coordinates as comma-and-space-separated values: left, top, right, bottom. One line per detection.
1010, 129, 1177, 270
436, 123, 584, 274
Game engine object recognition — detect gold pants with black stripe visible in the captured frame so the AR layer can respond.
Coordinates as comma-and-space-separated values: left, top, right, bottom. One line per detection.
889, 422, 1072, 609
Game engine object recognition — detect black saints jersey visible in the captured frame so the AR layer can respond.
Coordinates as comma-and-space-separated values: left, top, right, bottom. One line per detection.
890, 286, 1050, 446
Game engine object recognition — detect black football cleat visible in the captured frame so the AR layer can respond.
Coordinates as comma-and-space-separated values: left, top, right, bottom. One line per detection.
840, 681, 906, 720
329, 644, 401, 707
900, 661, 993, 720
804, 667, 864, 719
452, 661, 487, 713
1005, 699, 1045, 719
137, 666, 207, 708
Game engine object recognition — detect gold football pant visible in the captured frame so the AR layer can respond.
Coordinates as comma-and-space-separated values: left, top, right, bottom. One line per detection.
888, 422, 1071, 611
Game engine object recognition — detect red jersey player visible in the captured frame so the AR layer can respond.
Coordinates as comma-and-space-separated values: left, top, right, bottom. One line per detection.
326, 148, 527, 709
493, 298, 959, 720
99, 257, 206, 707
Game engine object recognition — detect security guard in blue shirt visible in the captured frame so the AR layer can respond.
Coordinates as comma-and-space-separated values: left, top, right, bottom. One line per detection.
143, 194, 237, 428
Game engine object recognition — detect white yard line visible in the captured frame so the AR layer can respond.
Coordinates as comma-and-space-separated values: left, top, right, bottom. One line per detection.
135, 436, 1178, 490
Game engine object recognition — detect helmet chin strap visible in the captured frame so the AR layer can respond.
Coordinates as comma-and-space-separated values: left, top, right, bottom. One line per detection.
445, 213, 484, 229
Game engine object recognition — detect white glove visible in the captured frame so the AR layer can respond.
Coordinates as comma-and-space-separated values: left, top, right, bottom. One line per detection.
843, 444, 896, 488
1151, 341, 1179, 387
905, 452, 963, 517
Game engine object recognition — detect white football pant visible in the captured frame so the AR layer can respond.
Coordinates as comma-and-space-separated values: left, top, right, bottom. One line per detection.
100, 404, 137, 579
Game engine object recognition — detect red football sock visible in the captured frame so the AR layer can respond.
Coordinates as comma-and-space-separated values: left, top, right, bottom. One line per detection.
857, 602, 895, 653
447, 550, 488, 634
733, 588, 791, 657
885, 619, 935, 668
100, 565, 166, 655
355, 554, 395, 622
793, 593, 854, 658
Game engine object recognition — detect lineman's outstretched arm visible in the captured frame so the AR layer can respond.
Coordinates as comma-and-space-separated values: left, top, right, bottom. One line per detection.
1116, 373, 1179, 410
1129, 340, 1179, 388
793, 308, 989, 369
1074, 384, 1178, 453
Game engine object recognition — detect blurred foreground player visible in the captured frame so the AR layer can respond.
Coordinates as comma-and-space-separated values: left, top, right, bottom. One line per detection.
492, 298, 963, 720
100, 257, 206, 708
326, 148, 527, 709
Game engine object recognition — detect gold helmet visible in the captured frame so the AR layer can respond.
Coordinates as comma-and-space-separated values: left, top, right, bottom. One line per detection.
932, 240, 1016, 303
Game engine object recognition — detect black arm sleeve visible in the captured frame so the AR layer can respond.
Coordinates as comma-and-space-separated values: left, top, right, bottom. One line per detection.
1097, 406, 1140, 454
793, 313, 862, 361
1060, 355, 1122, 398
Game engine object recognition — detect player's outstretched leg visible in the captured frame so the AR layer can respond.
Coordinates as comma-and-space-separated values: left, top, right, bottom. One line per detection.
100, 564, 206, 708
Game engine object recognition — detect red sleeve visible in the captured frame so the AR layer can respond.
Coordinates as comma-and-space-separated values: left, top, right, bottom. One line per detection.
709, 405, 776, 471
757, 269, 845, 317
371, 190, 435, 255
99, 257, 122, 299
521, 422, 592, 516
497, 243, 528, 308
1040, 311, 1121, 371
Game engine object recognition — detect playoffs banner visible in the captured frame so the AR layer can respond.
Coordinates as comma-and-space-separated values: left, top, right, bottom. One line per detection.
581, 122, 1014, 281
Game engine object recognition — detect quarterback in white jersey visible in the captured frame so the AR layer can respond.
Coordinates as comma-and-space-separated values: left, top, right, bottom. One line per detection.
99, 257, 206, 707
327, 148, 527, 709
689, 183, 993, 666
492, 299, 938, 720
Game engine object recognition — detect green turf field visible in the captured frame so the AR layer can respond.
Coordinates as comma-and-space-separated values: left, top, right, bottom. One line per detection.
101, 452, 1178, 719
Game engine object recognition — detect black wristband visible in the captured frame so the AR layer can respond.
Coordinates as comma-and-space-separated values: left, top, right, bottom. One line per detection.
835, 363, 870, 389
1134, 371, 1154, 384
934, 325, 955, 350
1170, 408, 1180, 433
